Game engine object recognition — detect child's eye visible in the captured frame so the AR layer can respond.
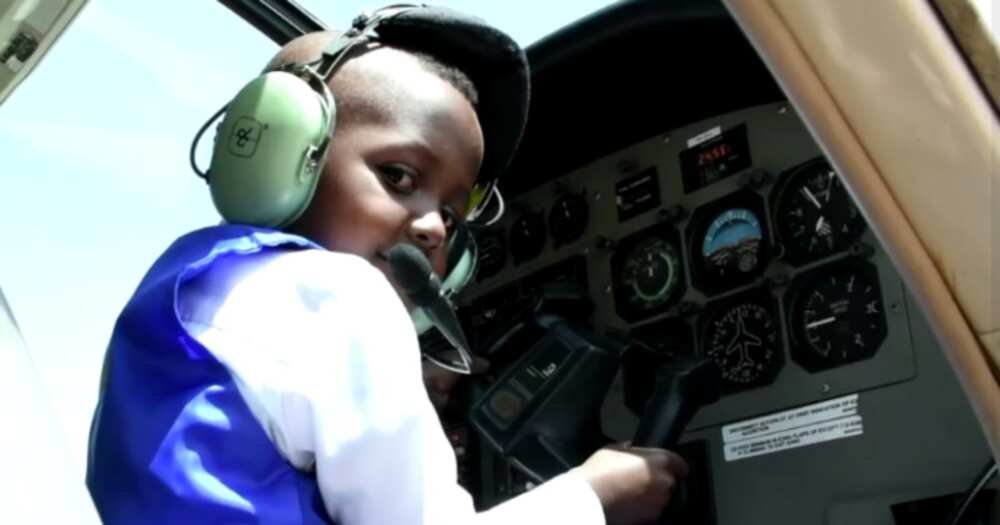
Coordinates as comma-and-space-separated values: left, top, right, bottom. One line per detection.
379, 165, 418, 194
441, 207, 457, 233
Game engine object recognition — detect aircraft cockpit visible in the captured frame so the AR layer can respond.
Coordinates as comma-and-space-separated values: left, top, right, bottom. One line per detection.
1, 0, 997, 523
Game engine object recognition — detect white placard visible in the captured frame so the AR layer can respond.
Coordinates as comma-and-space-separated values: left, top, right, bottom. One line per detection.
686, 126, 722, 148
724, 415, 863, 461
722, 394, 858, 443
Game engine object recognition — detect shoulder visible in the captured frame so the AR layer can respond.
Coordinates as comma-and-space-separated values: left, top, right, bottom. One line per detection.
181, 247, 408, 334
179, 245, 421, 399
174, 246, 427, 470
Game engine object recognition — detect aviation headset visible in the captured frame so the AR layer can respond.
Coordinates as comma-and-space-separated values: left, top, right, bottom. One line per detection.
190, 4, 530, 339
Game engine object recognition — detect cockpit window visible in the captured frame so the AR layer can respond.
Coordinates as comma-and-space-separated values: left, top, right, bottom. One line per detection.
933, 0, 999, 110
969, 0, 996, 40
0, 0, 616, 475
0, 0, 274, 470
298, 0, 614, 45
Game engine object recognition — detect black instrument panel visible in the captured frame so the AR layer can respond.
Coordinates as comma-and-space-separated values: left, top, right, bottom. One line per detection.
447, 101, 991, 524
458, 102, 915, 431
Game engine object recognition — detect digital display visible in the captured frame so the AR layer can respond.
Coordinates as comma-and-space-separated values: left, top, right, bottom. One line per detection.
680, 124, 752, 194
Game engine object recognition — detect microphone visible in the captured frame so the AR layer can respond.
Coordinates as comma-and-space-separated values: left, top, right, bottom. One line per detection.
388, 244, 474, 374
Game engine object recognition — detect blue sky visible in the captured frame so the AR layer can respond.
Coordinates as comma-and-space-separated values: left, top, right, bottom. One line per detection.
0, 0, 614, 473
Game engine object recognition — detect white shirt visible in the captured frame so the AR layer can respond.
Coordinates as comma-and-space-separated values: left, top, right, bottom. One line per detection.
175, 247, 605, 525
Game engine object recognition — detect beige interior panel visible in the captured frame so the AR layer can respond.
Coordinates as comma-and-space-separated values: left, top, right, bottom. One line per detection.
723, 0, 1000, 460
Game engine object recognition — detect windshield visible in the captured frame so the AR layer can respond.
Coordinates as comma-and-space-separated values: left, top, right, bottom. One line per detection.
299, 0, 614, 45
0, 0, 614, 475
970, 0, 996, 40
0, 0, 274, 472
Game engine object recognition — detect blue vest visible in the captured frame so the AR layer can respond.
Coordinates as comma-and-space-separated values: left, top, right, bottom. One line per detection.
87, 225, 335, 524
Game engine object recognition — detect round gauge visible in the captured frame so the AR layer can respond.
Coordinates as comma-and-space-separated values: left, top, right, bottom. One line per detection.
701, 208, 764, 277
789, 262, 887, 371
508, 212, 546, 264
620, 237, 680, 306
702, 294, 783, 391
611, 230, 686, 322
774, 160, 867, 265
548, 192, 589, 247
474, 230, 506, 281
687, 192, 771, 296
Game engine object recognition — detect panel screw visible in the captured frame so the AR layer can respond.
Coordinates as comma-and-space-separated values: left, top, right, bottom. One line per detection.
678, 301, 699, 316
769, 272, 790, 288
596, 236, 616, 251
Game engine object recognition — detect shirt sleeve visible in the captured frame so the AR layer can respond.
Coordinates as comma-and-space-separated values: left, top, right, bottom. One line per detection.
177, 248, 605, 525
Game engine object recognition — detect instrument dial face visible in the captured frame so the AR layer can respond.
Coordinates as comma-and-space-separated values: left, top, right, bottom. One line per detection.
701, 208, 764, 278
475, 230, 506, 281
790, 262, 887, 371
624, 238, 680, 303
612, 232, 685, 322
688, 192, 771, 296
508, 212, 546, 264
702, 294, 783, 391
775, 160, 867, 265
548, 192, 589, 246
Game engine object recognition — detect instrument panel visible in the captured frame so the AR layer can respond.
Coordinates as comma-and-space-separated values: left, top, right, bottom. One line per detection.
457, 101, 915, 434
442, 100, 993, 523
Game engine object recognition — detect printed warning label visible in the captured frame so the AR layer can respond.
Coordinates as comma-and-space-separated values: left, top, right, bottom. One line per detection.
722, 394, 862, 462
724, 416, 863, 461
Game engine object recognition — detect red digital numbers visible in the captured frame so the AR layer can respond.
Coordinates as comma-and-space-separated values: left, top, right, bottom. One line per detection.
697, 142, 734, 167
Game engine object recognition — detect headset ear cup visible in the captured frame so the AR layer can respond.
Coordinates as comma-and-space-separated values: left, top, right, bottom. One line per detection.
442, 243, 476, 294
209, 71, 335, 228
443, 223, 477, 292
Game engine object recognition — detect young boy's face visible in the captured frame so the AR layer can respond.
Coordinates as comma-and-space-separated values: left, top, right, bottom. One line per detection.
289, 45, 484, 295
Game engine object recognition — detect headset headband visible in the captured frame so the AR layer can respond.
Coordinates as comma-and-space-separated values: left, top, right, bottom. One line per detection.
313, 5, 420, 80
269, 2, 502, 223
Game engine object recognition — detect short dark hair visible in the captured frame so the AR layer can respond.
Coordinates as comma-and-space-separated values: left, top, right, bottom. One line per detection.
402, 48, 479, 108
266, 34, 481, 128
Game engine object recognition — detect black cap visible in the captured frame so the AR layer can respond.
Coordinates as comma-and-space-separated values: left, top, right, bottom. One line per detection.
367, 6, 530, 185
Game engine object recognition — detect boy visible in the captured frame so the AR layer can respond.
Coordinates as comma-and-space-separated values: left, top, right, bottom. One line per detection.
87, 5, 687, 524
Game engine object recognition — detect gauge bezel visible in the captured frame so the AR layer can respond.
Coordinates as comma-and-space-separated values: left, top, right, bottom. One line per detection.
770, 157, 868, 267
785, 258, 888, 372
474, 228, 507, 282
686, 189, 772, 296
610, 224, 687, 323
508, 210, 547, 265
548, 190, 590, 247
698, 288, 785, 394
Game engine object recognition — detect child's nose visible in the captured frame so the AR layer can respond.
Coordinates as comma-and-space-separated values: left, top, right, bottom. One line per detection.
408, 210, 447, 252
